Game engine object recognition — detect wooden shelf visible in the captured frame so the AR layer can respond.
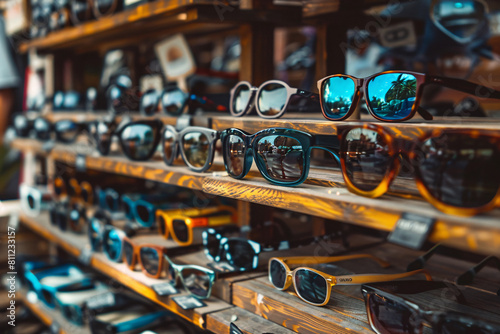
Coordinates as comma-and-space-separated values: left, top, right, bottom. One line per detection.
18, 289, 91, 334
12, 137, 500, 256
19, 1, 301, 53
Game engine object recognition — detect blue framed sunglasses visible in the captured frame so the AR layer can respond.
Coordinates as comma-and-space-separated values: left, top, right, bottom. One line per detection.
121, 194, 182, 227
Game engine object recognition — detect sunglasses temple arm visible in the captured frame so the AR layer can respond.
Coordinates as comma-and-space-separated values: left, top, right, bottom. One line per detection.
427, 75, 500, 100
456, 255, 500, 285
279, 254, 391, 268
416, 107, 433, 120
406, 243, 443, 271
334, 269, 432, 285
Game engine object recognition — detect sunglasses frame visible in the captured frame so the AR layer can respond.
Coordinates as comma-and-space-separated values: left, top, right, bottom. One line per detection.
336, 123, 500, 216
161, 125, 220, 172
88, 211, 112, 252
220, 127, 339, 186
229, 80, 319, 118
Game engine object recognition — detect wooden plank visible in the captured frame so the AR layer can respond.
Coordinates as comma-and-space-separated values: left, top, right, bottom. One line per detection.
206, 307, 296, 334
239, 23, 274, 84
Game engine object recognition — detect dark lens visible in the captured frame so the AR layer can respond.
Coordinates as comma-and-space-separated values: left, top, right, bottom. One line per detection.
416, 133, 500, 208
141, 90, 159, 116
105, 194, 115, 211
81, 188, 89, 203
182, 132, 210, 168
172, 219, 188, 243
255, 135, 304, 182
367, 73, 417, 120
34, 118, 51, 140
368, 293, 418, 334
104, 228, 122, 262
293, 269, 328, 305
120, 124, 158, 160
140, 247, 160, 276
14, 115, 29, 137
162, 88, 186, 115
432, 1, 486, 41
55, 120, 78, 142
343, 128, 392, 191
96, 121, 113, 154
224, 134, 245, 177
41, 288, 54, 307
180, 268, 211, 298
232, 84, 251, 115
27, 195, 35, 209
225, 240, 255, 270
204, 231, 221, 260
162, 128, 176, 163
136, 205, 150, 225
89, 219, 101, 250
123, 240, 134, 266
158, 215, 167, 236
257, 83, 287, 117
123, 202, 132, 220
441, 318, 498, 334
321, 76, 356, 120
269, 259, 287, 289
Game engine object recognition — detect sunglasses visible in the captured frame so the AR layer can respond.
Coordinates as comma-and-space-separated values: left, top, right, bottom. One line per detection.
334, 124, 500, 216
220, 127, 337, 186
162, 125, 219, 172
317, 70, 500, 122
106, 75, 136, 115
90, 307, 172, 334
50, 201, 87, 233
362, 280, 500, 334
156, 206, 237, 246
122, 194, 182, 227
269, 260, 431, 306
88, 210, 112, 251
121, 241, 216, 299
229, 80, 320, 118
20, 184, 52, 217
53, 176, 94, 205
98, 188, 122, 212
53, 91, 82, 111
13, 115, 88, 143
141, 86, 227, 117
93, 119, 164, 161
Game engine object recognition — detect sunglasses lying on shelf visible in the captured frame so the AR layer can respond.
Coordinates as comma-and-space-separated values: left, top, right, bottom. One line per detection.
317, 70, 500, 122
162, 125, 220, 172
229, 80, 320, 118
53, 176, 94, 205
220, 127, 337, 186
362, 280, 500, 334
156, 205, 237, 246
269, 260, 432, 306
13, 114, 89, 143
50, 201, 87, 233
121, 241, 216, 299
93, 119, 164, 161
20, 184, 53, 217
122, 194, 184, 227
141, 86, 227, 116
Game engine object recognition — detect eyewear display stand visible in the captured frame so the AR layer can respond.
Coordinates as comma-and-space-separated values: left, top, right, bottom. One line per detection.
12, 1, 500, 334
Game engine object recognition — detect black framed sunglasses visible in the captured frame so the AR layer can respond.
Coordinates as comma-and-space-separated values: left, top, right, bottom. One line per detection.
93, 119, 164, 161
13, 114, 88, 143
220, 127, 338, 186
162, 125, 219, 172
229, 80, 320, 118
159, 86, 227, 117
362, 280, 500, 334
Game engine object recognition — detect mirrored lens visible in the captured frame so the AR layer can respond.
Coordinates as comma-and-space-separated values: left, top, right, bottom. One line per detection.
321, 76, 356, 120
416, 133, 500, 208
432, 0, 486, 40
55, 120, 79, 142
293, 269, 328, 305
172, 219, 189, 243
120, 124, 158, 160
104, 228, 122, 261
343, 128, 392, 191
14, 115, 30, 136
140, 247, 160, 276
367, 73, 417, 120
182, 132, 210, 168
141, 90, 160, 116
162, 88, 187, 115
224, 134, 245, 177
89, 219, 102, 250
368, 293, 418, 334
162, 128, 176, 163
180, 268, 211, 298
232, 84, 251, 115
255, 135, 304, 182
123, 240, 134, 266
34, 118, 51, 140
225, 240, 255, 270
269, 259, 287, 289
257, 83, 287, 117
136, 205, 150, 225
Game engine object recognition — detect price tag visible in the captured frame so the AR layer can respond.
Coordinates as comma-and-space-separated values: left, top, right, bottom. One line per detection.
388, 213, 435, 250
78, 247, 93, 266
75, 154, 86, 172
206, 261, 238, 273
86, 292, 115, 310
152, 282, 179, 296
42, 140, 55, 153
172, 295, 206, 310
50, 321, 60, 334
230, 323, 244, 334
176, 115, 192, 130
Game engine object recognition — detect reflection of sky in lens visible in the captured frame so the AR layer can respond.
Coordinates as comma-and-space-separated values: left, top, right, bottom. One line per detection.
322, 77, 355, 118
234, 86, 251, 114
258, 84, 287, 115
122, 125, 154, 144
367, 73, 416, 119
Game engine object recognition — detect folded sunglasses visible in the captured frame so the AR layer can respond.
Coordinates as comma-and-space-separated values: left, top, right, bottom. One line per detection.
50, 201, 87, 233
362, 280, 500, 334
122, 194, 184, 227
229, 80, 320, 118
121, 242, 215, 299
317, 70, 500, 122
13, 114, 89, 143
53, 176, 94, 205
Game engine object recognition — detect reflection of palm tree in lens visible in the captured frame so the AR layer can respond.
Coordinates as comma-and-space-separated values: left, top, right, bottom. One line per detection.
385, 75, 416, 115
